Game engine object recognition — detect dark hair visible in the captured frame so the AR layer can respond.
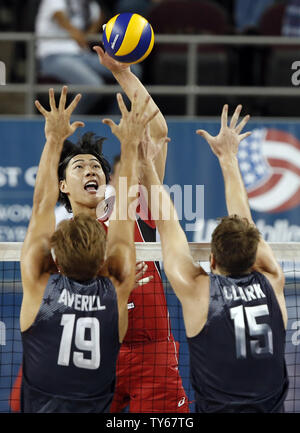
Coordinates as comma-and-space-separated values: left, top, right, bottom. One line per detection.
112, 154, 120, 172
211, 215, 261, 275
58, 132, 111, 212
51, 214, 106, 281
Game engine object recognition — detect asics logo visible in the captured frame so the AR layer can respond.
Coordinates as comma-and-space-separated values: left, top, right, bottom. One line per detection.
178, 397, 186, 407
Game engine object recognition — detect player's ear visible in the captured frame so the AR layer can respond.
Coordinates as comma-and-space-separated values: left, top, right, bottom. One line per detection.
97, 260, 106, 276
59, 179, 68, 194
210, 253, 216, 270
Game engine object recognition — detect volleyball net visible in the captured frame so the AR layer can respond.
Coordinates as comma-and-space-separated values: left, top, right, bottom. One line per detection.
0, 242, 300, 413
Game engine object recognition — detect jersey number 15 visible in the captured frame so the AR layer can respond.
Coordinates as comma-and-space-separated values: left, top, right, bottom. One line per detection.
230, 304, 273, 359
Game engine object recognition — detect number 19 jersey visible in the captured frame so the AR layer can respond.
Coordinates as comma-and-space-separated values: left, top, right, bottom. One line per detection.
187, 271, 289, 413
21, 274, 120, 413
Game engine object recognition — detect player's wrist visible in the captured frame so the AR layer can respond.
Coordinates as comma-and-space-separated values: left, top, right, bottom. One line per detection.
218, 154, 238, 167
120, 138, 139, 154
112, 67, 133, 81
45, 132, 65, 145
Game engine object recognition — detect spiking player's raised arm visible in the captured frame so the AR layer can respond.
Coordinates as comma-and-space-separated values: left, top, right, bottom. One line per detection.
93, 44, 168, 182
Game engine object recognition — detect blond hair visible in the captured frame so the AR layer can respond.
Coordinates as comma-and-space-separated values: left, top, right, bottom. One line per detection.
50, 214, 106, 281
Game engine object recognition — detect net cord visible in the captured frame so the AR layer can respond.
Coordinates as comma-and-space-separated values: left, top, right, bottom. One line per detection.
1, 242, 300, 262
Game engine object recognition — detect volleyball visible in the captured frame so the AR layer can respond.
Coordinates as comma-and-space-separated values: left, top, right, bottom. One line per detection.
102, 13, 154, 64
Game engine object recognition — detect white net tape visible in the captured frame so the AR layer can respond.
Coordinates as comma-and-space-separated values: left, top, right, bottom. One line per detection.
1, 242, 300, 262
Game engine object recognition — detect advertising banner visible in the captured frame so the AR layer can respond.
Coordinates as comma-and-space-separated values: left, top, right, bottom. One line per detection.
1, 118, 300, 241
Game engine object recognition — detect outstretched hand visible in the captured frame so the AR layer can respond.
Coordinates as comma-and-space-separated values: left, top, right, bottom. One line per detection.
35, 86, 85, 141
139, 123, 170, 163
196, 104, 251, 159
93, 44, 130, 74
102, 91, 159, 148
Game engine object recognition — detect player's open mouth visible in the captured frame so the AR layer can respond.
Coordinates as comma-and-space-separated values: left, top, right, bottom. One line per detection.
84, 181, 98, 194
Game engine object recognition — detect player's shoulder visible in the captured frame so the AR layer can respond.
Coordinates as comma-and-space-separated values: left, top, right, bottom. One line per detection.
181, 271, 209, 302
254, 268, 285, 296
195, 272, 210, 292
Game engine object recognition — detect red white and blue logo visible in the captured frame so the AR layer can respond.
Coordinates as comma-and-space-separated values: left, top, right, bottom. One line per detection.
238, 128, 300, 213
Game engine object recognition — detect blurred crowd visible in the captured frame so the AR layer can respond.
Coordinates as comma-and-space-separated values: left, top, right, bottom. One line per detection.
0, 0, 299, 116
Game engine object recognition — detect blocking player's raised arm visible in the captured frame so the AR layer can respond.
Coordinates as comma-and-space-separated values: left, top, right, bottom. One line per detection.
21, 87, 84, 293
197, 105, 252, 221
197, 105, 284, 296
139, 126, 207, 304
103, 92, 159, 342
93, 44, 168, 182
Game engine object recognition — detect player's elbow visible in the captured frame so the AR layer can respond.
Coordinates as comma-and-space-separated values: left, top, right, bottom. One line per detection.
159, 123, 168, 139
163, 255, 178, 284
32, 190, 57, 215
276, 267, 285, 288
107, 243, 136, 286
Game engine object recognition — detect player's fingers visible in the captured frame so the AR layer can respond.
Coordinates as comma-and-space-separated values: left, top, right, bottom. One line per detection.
137, 94, 151, 119
239, 131, 252, 142
58, 85, 68, 111
141, 123, 151, 146
135, 275, 153, 286
196, 129, 212, 142
93, 45, 104, 59
221, 104, 228, 129
70, 121, 85, 133
235, 114, 251, 134
49, 88, 57, 111
35, 100, 48, 116
102, 118, 117, 132
116, 93, 128, 117
144, 108, 159, 126
144, 122, 151, 136
135, 263, 148, 280
230, 104, 242, 129
66, 93, 82, 114
130, 90, 140, 115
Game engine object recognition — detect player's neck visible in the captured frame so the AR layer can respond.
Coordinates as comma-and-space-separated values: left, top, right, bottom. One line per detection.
211, 266, 252, 277
72, 204, 97, 218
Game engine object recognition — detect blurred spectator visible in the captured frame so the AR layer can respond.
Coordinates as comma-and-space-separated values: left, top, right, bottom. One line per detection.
113, 0, 164, 16
96, 0, 117, 17
35, 0, 112, 114
282, 0, 300, 36
213, 0, 234, 30
235, 0, 276, 33
114, 0, 151, 15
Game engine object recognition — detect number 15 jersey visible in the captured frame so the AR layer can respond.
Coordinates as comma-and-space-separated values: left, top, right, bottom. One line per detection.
187, 271, 289, 413
21, 274, 120, 413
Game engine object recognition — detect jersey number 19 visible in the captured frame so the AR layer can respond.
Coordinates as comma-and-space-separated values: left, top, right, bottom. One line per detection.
57, 314, 100, 370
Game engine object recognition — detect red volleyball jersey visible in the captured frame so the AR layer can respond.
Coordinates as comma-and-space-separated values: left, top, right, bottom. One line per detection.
125, 218, 171, 343
100, 194, 172, 344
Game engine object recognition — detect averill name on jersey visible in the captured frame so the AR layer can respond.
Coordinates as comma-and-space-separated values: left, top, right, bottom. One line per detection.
58, 289, 106, 312
222, 283, 266, 303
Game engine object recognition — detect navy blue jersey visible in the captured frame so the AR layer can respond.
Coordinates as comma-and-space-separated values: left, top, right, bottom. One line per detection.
187, 271, 289, 413
21, 274, 120, 413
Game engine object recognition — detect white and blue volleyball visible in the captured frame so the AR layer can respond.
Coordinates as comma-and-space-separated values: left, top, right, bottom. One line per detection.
102, 13, 154, 64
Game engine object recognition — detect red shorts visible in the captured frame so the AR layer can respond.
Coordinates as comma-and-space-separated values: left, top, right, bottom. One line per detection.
110, 339, 190, 413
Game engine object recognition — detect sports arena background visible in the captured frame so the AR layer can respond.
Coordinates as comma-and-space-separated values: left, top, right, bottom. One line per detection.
1, 0, 300, 413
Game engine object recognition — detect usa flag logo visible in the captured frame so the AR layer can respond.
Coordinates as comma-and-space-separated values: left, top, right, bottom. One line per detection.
238, 128, 300, 213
